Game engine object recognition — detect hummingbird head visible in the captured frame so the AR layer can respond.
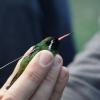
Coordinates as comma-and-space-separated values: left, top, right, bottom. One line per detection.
43, 36, 59, 51
36, 36, 59, 54
36, 33, 71, 54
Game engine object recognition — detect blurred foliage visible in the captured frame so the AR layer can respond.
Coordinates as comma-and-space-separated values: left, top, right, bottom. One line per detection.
70, 0, 100, 51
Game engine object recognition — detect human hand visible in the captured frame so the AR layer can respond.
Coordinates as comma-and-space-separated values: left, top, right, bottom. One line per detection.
0, 47, 69, 100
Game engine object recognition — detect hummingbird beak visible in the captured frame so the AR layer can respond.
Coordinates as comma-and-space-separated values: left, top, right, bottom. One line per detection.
58, 33, 71, 41
0, 33, 71, 70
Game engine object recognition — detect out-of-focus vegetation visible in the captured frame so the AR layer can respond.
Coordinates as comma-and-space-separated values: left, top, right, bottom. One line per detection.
70, 0, 100, 51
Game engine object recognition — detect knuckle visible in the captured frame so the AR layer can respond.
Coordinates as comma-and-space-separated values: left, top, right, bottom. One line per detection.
45, 68, 59, 84
0, 90, 5, 100
26, 70, 42, 83
2, 95, 14, 100
45, 74, 55, 84
0, 95, 3, 100
54, 88, 62, 96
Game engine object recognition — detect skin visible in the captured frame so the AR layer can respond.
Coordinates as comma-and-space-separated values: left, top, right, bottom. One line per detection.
6, 37, 59, 89
0, 47, 69, 100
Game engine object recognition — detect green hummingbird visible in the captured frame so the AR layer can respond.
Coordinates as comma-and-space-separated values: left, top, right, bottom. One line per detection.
0, 33, 71, 89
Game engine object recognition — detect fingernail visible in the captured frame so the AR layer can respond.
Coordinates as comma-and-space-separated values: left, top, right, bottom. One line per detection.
54, 55, 63, 66
39, 50, 53, 67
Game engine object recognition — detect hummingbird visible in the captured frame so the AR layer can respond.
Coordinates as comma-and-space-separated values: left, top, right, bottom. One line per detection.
0, 33, 71, 89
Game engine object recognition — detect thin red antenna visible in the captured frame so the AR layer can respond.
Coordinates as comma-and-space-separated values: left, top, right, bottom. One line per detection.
58, 33, 71, 41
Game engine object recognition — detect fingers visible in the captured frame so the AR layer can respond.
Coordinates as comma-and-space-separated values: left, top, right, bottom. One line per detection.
1, 46, 34, 91
31, 55, 63, 100
50, 67, 69, 100
2, 50, 54, 100
0, 46, 34, 99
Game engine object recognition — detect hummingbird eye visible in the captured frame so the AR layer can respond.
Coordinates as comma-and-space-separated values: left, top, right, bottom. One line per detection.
46, 40, 52, 45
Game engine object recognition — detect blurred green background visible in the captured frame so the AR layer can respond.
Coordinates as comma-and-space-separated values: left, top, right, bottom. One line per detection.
70, 0, 100, 51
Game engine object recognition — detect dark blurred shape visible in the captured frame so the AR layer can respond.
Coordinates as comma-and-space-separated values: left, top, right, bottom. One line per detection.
0, 0, 75, 87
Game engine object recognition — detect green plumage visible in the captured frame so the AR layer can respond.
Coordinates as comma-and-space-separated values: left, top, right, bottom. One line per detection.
7, 36, 59, 89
